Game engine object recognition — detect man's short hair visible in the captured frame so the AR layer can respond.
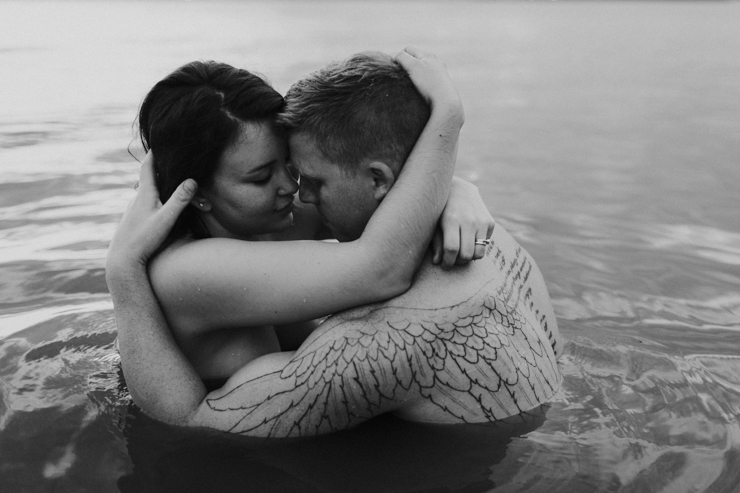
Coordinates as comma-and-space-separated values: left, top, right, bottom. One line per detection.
278, 51, 431, 173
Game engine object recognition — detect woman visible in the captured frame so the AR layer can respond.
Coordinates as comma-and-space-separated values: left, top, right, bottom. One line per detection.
129, 48, 491, 384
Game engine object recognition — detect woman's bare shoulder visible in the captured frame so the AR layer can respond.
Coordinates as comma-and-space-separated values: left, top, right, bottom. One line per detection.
148, 236, 241, 289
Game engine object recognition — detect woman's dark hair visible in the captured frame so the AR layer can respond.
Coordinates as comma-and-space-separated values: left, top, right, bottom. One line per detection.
138, 60, 284, 245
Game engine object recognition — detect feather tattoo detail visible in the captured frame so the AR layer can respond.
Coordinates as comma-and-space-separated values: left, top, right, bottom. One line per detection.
206, 279, 561, 437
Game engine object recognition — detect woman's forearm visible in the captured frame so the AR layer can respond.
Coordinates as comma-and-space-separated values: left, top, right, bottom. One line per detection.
359, 105, 463, 289
356, 49, 464, 291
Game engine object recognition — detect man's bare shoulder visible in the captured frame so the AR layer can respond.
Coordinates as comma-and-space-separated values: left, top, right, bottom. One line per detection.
333, 222, 558, 344
311, 222, 563, 423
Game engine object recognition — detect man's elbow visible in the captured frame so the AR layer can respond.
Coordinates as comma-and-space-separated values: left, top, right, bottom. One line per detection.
129, 387, 201, 427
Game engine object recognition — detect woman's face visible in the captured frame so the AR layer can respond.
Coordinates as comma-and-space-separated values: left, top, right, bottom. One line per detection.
197, 121, 299, 240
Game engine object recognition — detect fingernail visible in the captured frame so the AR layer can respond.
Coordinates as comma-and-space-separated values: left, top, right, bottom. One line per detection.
183, 179, 197, 193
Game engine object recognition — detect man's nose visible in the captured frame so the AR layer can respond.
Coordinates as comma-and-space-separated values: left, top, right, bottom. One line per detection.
299, 182, 317, 205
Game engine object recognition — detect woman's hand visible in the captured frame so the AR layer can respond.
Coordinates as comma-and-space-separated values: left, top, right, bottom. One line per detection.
395, 47, 476, 268
106, 152, 197, 274
432, 177, 495, 269
395, 46, 464, 124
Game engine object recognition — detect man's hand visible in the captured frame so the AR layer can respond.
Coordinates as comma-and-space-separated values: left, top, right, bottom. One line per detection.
106, 152, 197, 274
106, 152, 206, 423
433, 177, 495, 269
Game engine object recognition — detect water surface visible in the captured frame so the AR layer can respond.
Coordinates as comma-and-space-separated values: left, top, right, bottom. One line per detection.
1, 1, 739, 492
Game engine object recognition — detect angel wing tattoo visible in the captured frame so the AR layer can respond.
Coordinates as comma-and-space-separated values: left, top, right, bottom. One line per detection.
205, 279, 562, 438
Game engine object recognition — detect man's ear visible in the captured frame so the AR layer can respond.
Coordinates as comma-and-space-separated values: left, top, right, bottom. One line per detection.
190, 194, 213, 212
367, 161, 396, 201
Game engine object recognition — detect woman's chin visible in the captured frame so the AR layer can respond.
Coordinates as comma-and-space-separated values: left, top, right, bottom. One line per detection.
273, 212, 295, 231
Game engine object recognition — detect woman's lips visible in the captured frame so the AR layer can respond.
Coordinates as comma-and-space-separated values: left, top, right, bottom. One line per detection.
276, 201, 294, 214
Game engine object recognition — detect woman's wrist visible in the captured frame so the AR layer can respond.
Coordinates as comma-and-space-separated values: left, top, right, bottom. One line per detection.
427, 100, 465, 132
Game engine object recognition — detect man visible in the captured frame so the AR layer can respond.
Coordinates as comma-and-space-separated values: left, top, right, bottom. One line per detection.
107, 48, 562, 437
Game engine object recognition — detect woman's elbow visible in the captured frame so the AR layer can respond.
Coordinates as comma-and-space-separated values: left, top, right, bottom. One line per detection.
352, 241, 417, 302
370, 259, 414, 300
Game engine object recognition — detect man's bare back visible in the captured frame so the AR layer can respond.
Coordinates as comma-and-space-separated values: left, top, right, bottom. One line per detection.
192, 223, 563, 436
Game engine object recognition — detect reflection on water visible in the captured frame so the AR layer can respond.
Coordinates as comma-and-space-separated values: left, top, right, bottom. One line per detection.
1, 1, 740, 492
119, 410, 545, 493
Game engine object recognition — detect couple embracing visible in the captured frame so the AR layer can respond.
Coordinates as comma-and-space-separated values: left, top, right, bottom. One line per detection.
106, 47, 563, 438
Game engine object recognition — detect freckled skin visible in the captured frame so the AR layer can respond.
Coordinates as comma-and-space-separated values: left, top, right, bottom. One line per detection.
195, 122, 299, 241
152, 122, 305, 380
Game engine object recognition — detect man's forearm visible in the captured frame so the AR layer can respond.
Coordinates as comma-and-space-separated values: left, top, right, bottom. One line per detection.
108, 263, 206, 424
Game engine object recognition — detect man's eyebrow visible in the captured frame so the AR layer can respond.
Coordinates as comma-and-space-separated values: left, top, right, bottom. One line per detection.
299, 171, 319, 182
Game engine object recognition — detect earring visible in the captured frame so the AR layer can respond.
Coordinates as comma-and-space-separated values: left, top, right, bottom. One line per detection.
198, 202, 204, 208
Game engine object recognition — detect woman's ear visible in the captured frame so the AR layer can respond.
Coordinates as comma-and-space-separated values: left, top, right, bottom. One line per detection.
368, 161, 396, 201
190, 194, 212, 212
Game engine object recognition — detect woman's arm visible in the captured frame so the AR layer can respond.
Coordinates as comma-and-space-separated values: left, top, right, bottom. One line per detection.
286, 178, 496, 267
433, 176, 496, 269
151, 48, 465, 334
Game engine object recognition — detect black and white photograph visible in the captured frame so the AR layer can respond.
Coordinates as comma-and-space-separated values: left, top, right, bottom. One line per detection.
1, 1, 739, 491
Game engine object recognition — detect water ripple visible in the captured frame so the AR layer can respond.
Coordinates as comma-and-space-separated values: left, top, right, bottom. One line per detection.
648, 224, 740, 267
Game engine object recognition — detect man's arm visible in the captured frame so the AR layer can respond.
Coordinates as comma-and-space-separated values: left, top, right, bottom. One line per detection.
106, 155, 207, 422
110, 264, 207, 421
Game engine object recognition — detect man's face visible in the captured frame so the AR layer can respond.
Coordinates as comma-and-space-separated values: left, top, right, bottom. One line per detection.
289, 133, 379, 242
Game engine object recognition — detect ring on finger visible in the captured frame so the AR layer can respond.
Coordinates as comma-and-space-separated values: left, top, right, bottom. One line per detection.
474, 238, 491, 247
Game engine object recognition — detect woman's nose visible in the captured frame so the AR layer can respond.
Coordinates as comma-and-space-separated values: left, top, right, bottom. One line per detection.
277, 164, 299, 195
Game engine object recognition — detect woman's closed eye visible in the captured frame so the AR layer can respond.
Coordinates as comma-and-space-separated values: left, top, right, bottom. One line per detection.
250, 173, 273, 185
